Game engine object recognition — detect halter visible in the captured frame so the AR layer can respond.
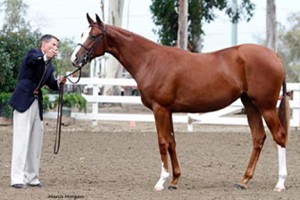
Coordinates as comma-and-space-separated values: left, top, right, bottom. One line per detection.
76, 24, 107, 67
54, 24, 107, 154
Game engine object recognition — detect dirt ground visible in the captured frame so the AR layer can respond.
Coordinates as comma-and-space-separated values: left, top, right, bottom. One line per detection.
0, 118, 299, 200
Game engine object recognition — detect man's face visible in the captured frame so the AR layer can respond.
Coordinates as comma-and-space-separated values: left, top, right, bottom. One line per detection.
41, 38, 59, 53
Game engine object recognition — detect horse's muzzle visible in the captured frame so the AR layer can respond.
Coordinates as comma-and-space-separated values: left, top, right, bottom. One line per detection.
72, 55, 88, 68
71, 58, 82, 68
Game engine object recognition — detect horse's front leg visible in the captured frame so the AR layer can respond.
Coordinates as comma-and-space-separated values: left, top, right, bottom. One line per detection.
153, 106, 181, 191
168, 115, 181, 190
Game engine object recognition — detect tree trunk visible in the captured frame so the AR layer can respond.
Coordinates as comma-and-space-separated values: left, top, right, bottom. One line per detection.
191, 35, 202, 52
177, 0, 188, 50
231, 0, 238, 46
266, 0, 276, 50
103, 0, 125, 95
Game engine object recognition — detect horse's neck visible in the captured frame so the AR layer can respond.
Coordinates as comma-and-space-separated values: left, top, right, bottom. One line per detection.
106, 26, 156, 78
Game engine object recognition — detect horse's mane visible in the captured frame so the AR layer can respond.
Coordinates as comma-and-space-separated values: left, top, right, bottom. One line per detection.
108, 24, 163, 49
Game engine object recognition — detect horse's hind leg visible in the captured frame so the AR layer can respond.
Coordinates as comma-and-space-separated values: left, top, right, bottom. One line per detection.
261, 109, 287, 192
237, 95, 266, 189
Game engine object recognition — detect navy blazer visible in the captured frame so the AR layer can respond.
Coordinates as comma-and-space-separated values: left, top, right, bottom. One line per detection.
9, 48, 59, 120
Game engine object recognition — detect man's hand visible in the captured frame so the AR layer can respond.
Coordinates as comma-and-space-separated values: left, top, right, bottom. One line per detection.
45, 49, 58, 60
57, 76, 67, 85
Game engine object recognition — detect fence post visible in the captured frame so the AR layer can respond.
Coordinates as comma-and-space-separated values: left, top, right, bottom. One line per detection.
92, 84, 99, 115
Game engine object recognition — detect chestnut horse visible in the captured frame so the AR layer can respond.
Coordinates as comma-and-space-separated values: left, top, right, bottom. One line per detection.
71, 14, 290, 192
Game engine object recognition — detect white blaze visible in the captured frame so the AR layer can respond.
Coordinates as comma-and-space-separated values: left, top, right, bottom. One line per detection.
70, 27, 91, 63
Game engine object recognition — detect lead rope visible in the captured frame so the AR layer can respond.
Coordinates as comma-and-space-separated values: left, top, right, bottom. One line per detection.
33, 64, 48, 95
53, 67, 82, 154
54, 83, 64, 154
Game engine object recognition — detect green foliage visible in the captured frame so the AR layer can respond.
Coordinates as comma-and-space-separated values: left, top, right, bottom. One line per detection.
0, 0, 42, 92
54, 93, 87, 112
41, 88, 54, 112
0, 31, 41, 92
150, 0, 255, 51
0, 92, 13, 118
0, 48, 14, 92
277, 12, 300, 82
150, 0, 178, 46
225, 0, 255, 23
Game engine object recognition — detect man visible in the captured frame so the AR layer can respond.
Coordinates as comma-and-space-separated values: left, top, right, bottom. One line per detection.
9, 34, 66, 189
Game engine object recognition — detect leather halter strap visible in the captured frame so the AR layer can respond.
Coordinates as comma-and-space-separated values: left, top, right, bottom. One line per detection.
76, 24, 107, 66
77, 24, 107, 64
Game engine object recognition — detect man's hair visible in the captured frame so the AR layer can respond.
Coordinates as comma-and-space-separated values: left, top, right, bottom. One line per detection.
39, 34, 59, 48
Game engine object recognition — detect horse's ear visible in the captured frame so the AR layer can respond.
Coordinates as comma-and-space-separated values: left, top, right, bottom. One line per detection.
86, 13, 94, 25
95, 14, 103, 26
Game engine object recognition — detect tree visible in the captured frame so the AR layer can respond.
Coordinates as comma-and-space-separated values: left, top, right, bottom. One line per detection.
0, 30, 42, 92
0, 47, 14, 92
0, 0, 41, 92
0, 30, 41, 118
1, 0, 31, 32
277, 13, 300, 82
150, 0, 255, 52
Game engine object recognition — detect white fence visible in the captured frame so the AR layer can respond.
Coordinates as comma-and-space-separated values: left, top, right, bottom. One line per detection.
44, 78, 300, 130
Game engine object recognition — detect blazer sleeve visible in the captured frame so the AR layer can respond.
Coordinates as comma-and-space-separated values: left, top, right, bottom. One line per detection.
45, 65, 59, 91
26, 49, 45, 66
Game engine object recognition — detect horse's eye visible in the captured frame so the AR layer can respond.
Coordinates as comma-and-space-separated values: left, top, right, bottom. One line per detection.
90, 35, 97, 40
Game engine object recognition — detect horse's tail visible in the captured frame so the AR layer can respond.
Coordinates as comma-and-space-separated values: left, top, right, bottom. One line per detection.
278, 77, 290, 145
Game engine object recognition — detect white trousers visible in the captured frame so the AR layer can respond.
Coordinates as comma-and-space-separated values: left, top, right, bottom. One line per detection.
11, 99, 44, 185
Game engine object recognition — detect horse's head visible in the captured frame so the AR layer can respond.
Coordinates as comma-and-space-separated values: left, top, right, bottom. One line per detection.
71, 13, 106, 68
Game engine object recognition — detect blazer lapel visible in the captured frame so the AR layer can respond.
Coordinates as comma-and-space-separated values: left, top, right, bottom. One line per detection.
41, 63, 53, 85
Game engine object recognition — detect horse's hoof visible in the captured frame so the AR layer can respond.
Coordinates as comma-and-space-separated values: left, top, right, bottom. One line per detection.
154, 185, 164, 191
274, 186, 286, 192
234, 183, 247, 190
168, 185, 178, 191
